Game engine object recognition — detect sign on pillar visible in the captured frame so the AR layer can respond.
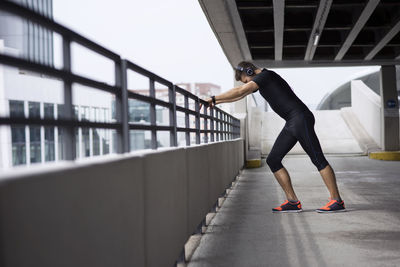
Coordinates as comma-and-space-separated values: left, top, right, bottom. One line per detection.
380, 65, 400, 151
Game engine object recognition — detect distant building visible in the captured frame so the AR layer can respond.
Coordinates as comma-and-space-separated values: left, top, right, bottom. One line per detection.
0, 0, 54, 66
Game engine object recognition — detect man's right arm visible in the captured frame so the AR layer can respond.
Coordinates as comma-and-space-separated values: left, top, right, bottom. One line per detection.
201, 81, 259, 109
205, 81, 259, 107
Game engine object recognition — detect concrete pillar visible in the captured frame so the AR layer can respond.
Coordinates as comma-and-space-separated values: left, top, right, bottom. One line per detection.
380, 65, 400, 151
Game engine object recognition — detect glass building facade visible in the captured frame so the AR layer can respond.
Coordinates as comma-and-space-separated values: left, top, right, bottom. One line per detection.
8, 100, 113, 166
0, 0, 54, 66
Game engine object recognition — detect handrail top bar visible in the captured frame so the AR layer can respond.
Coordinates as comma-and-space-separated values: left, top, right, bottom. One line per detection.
127, 91, 173, 108
174, 85, 213, 107
0, 1, 120, 61
125, 60, 172, 87
0, 117, 121, 129
174, 86, 206, 105
0, 54, 118, 93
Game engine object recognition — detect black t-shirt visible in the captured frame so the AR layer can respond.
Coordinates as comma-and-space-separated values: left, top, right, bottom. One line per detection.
252, 68, 309, 120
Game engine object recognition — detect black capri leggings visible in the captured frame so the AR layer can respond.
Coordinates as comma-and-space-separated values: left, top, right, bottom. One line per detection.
266, 110, 329, 173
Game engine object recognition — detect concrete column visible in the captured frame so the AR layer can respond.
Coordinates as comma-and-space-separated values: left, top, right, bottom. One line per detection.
380, 65, 400, 151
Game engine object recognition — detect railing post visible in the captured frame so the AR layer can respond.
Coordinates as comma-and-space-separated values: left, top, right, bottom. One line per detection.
62, 37, 75, 160
228, 116, 231, 140
224, 113, 227, 140
234, 119, 238, 138
215, 110, 219, 141
170, 85, 177, 146
229, 116, 232, 140
210, 107, 214, 142
236, 119, 239, 138
195, 98, 201, 144
115, 59, 130, 153
219, 111, 224, 140
184, 95, 190, 146
225, 114, 227, 139
149, 78, 157, 149
203, 105, 208, 143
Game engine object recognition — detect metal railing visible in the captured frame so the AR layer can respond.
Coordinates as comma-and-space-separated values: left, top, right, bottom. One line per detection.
0, 1, 240, 161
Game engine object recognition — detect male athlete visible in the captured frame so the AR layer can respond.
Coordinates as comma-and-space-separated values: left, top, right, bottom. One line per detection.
204, 61, 345, 213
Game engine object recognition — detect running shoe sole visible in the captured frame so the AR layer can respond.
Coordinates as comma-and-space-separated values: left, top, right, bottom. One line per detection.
273, 209, 303, 213
316, 209, 346, 213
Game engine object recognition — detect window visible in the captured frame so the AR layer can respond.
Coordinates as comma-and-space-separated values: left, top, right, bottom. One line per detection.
73, 105, 79, 158
129, 99, 150, 123
112, 131, 117, 154
75, 128, 79, 158
34, 23, 39, 63
29, 101, 41, 163
9, 101, 26, 166
74, 105, 79, 120
102, 130, 110, 155
81, 106, 90, 157
111, 99, 116, 121
29, 126, 41, 163
29, 102, 40, 118
11, 126, 26, 166
28, 22, 34, 61
93, 107, 100, 156
44, 103, 55, 162
57, 104, 65, 160
93, 129, 100, 156
130, 131, 145, 151
9, 100, 25, 118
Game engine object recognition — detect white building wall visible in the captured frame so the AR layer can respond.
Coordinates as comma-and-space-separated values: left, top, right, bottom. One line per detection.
351, 80, 382, 147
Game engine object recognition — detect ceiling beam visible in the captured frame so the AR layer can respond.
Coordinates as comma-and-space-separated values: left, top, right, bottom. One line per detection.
253, 59, 400, 68
238, 5, 317, 11
365, 19, 400, 60
226, 0, 252, 61
335, 0, 380, 61
198, 0, 246, 66
273, 0, 285, 60
246, 25, 391, 33
304, 0, 332, 61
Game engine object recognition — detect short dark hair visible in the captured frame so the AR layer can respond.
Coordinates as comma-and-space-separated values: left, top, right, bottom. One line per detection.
234, 61, 258, 81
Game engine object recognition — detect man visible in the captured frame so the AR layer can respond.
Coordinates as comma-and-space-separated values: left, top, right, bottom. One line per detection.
204, 61, 345, 213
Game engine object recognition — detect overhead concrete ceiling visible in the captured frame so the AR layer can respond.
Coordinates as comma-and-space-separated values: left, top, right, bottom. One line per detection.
198, 0, 400, 68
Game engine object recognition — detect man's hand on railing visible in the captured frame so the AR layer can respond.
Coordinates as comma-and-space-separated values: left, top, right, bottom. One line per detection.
200, 97, 215, 110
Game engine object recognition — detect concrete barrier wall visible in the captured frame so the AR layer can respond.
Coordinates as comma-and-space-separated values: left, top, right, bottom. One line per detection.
0, 139, 244, 267
351, 80, 382, 147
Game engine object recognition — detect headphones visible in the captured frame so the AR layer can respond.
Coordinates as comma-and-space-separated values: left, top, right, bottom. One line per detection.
235, 66, 254, 76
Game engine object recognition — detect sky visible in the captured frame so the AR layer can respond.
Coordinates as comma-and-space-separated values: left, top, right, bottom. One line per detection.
52, 0, 380, 108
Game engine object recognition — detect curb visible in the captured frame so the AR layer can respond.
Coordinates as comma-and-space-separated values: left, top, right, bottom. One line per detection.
246, 159, 262, 168
369, 151, 400, 161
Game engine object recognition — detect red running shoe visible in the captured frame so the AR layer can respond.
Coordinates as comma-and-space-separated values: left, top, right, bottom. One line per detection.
316, 199, 346, 213
272, 200, 302, 213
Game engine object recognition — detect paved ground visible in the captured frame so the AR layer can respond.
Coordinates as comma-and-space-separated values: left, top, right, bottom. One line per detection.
188, 155, 400, 267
